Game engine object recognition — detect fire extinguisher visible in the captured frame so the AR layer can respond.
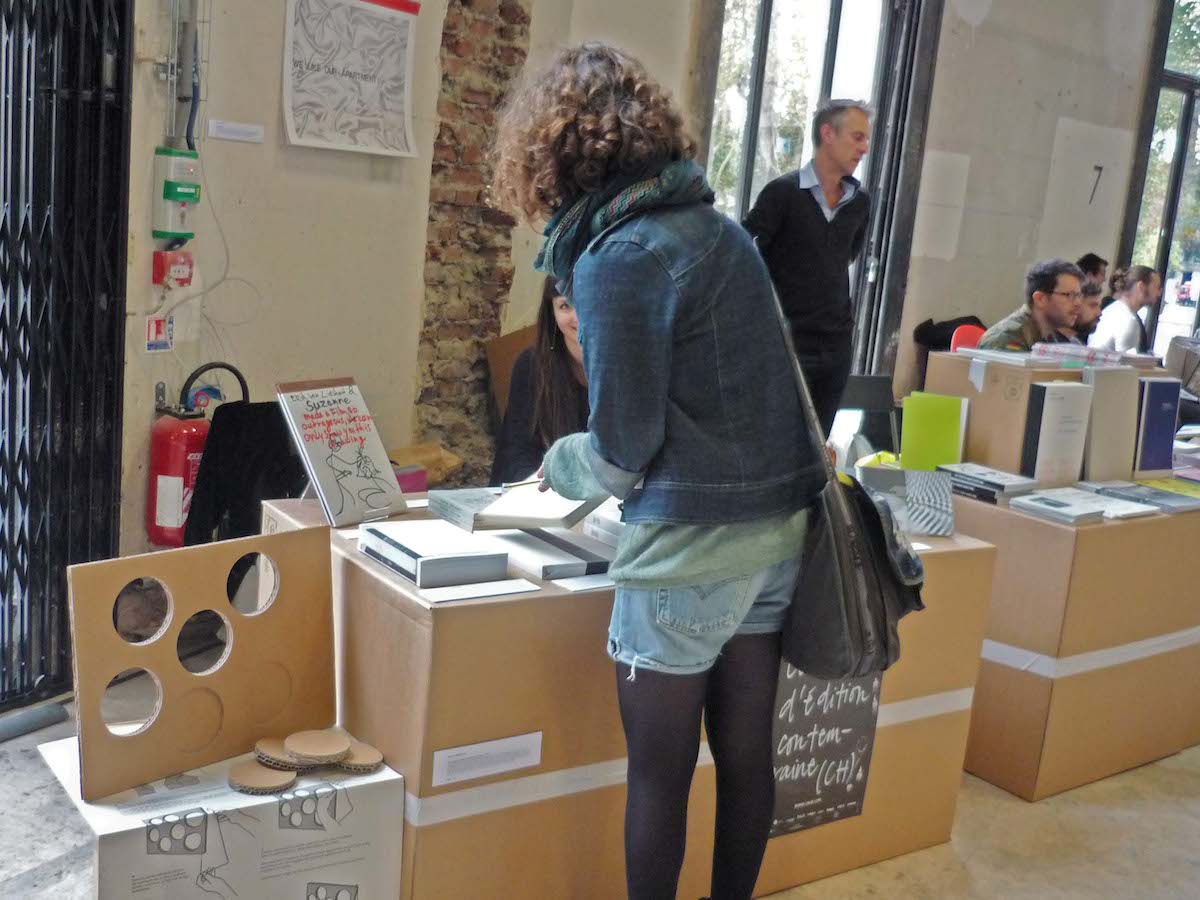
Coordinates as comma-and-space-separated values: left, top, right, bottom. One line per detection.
145, 362, 249, 547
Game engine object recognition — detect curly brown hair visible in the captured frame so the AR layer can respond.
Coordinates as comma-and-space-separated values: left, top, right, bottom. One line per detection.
490, 42, 696, 224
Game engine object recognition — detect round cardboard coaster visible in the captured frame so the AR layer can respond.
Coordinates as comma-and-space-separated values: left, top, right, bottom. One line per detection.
336, 740, 384, 774
284, 729, 351, 764
255, 737, 310, 772
229, 760, 297, 795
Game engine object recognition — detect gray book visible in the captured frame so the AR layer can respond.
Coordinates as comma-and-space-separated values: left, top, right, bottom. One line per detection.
429, 483, 603, 533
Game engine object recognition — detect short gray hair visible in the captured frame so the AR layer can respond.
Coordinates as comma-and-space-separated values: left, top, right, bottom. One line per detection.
812, 99, 871, 148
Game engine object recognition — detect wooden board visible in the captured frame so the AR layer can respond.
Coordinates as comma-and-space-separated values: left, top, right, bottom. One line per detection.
68, 527, 335, 801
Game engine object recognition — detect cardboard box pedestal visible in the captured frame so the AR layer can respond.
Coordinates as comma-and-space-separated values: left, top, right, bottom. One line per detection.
954, 497, 1200, 800
263, 500, 995, 899
39, 736, 404, 900
923, 351, 1082, 473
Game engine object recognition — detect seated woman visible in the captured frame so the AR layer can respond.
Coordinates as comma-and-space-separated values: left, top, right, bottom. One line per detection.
490, 276, 589, 484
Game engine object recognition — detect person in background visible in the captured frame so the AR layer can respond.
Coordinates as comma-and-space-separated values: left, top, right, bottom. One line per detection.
1061, 281, 1104, 344
978, 259, 1085, 351
742, 99, 871, 434
1076, 252, 1108, 290
1089, 265, 1162, 353
491, 43, 820, 900
490, 276, 589, 485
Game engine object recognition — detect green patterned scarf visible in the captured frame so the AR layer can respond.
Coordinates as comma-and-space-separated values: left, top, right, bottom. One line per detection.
535, 159, 715, 288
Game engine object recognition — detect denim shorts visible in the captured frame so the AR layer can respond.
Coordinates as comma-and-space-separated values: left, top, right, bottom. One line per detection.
607, 555, 802, 676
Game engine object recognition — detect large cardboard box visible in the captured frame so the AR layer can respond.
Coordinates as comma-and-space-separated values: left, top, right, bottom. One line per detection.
954, 497, 1200, 799
40, 736, 404, 900
262, 497, 996, 900
923, 352, 1081, 472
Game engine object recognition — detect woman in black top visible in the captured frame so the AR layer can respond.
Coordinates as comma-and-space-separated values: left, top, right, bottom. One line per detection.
490, 276, 589, 484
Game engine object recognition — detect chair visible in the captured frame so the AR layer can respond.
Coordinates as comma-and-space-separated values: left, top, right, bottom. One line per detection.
950, 324, 986, 352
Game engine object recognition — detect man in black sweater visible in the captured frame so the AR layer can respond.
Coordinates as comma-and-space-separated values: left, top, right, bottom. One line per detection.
743, 99, 871, 435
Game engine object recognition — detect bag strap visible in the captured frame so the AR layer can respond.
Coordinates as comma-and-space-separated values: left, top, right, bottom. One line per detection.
759, 261, 838, 486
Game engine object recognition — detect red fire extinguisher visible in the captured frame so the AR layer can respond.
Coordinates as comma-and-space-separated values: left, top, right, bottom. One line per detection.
145, 362, 248, 547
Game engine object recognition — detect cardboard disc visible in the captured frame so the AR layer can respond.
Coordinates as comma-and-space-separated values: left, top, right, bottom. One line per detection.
284, 729, 351, 764
336, 740, 384, 773
229, 760, 297, 795
255, 737, 310, 772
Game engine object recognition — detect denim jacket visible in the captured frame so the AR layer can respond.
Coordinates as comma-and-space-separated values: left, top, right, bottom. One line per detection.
570, 201, 824, 523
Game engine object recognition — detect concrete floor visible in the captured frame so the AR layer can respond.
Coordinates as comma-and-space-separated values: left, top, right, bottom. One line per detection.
3, 676, 1198, 898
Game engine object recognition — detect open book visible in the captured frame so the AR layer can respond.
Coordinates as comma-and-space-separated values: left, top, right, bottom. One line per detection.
429, 482, 603, 533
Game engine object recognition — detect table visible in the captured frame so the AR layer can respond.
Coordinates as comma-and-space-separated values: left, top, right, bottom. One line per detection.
263, 499, 996, 898
954, 497, 1200, 801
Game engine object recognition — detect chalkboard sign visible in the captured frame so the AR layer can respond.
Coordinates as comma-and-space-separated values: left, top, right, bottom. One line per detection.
277, 377, 407, 527
770, 665, 880, 837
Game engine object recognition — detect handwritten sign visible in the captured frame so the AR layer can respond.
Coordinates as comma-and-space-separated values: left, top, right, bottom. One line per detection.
277, 377, 406, 527
770, 665, 879, 837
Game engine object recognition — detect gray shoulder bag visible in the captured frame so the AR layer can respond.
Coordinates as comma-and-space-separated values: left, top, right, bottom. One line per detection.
769, 288, 926, 678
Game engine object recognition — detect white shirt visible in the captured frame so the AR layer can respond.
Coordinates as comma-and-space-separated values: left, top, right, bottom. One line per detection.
1088, 300, 1144, 353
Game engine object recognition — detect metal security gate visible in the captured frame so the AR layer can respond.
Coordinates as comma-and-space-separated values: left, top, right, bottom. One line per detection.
0, 0, 132, 711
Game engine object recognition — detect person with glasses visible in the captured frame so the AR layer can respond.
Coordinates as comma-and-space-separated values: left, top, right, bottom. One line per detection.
978, 258, 1086, 351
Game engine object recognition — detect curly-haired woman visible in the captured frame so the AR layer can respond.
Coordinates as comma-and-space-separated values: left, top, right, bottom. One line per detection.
491, 43, 823, 900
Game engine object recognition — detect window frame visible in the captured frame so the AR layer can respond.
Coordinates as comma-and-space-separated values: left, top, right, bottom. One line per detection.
1118, 0, 1196, 345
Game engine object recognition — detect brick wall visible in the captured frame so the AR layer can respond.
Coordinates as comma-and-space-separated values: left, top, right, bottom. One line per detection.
414, 0, 533, 485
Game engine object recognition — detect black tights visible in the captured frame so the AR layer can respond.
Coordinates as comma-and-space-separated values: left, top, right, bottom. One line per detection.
616, 632, 782, 900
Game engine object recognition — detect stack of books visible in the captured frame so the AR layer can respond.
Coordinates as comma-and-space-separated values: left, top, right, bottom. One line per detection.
487, 528, 614, 580
1010, 487, 1159, 524
937, 463, 1037, 505
1078, 480, 1200, 514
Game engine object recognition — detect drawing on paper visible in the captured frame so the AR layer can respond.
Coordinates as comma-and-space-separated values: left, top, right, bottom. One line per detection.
284, 0, 417, 157
145, 808, 208, 855
278, 783, 354, 832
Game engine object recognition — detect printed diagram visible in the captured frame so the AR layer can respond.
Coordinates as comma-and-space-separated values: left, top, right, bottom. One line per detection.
325, 434, 392, 516
195, 808, 260, 900
145, 806, 261, 900
306, 885, 358, 900
279, 783, 354, 832
146, 808, 207, 855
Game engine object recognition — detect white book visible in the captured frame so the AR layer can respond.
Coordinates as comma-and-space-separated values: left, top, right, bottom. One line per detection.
1081, 366, 1139, 482
1019, 382, 1093, 486
1012, 489, 1152, 525
429, 483, 603, 532
358, 519, 508, 588
277, 377, 406, 527
488, 528, 615, 580
955, 348, 1045, 367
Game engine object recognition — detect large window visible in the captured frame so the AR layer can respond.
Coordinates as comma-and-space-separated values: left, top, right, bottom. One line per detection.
705, 0, 942, 375
1123, 1, 1200, 354
707, 0, 885, 221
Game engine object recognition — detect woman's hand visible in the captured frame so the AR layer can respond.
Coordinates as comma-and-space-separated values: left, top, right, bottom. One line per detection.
536, 465, 549, 492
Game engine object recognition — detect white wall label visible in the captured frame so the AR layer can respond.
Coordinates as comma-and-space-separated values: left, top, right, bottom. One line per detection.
207, 119, 266, 144
432, 732, 542, 787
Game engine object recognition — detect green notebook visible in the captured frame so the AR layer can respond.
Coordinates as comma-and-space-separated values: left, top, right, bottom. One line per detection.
900, 392, 968, 472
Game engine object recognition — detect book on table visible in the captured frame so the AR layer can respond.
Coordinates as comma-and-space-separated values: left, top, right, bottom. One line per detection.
1134, 377, 1182, 480
1081, 366, 1139, 482
899, 392, 968, 472
1019, 382, 1093, 486
429, 482, 604, 532
1010, 488, 1157, 524
358, 519, 509, 588
488, 528, 615, 580
1078, 480, 1200, 514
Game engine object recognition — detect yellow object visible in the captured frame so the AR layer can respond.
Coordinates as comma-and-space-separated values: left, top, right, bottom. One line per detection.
389, 442, 463, 486
857, 450, 899, 470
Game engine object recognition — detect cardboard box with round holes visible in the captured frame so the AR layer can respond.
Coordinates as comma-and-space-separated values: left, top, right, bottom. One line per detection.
67, 526, 335, 802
